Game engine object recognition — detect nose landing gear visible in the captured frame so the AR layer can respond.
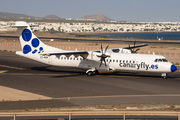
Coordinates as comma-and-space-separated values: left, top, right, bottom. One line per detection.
161, 73, 167, 79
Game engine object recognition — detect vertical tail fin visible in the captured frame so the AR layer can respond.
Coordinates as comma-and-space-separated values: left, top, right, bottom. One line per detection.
13, 21, 60, 55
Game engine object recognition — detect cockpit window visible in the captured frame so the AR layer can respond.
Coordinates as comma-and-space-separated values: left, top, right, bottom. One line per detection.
159, 59, 162, 62
154, 58, 168, 62
162, 59, 168, 62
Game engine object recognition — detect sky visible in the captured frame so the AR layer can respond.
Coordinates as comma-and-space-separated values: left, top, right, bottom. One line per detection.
0, 0, 180, 22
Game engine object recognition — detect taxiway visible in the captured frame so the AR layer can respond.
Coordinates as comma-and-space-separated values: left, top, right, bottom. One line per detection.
0, 52, 180, 110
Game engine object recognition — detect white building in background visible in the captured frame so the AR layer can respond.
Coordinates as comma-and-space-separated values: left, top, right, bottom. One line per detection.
0, 21, 180, 32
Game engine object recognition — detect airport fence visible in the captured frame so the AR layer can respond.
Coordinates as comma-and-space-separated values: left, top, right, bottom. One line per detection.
0, 111, 180, 120
0, 43, 180, 57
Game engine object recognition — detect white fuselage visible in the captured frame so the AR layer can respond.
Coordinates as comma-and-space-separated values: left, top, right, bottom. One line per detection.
16, 51, 173, 74
13, 21, 176, 77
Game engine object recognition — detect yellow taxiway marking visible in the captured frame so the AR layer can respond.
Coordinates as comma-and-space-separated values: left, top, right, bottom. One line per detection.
0, 65, 26, 70
0, 70, 8, 73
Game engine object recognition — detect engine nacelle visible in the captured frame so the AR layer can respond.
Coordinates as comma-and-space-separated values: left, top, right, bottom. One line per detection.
119, 48, 131, 53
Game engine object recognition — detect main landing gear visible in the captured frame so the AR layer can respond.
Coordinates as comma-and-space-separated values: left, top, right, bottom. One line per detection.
87, 71, 96, 76
86, 68, 97, 76
161, 73, 167, 79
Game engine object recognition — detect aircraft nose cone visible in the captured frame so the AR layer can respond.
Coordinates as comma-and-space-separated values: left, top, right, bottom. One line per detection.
171, 64, 177, 72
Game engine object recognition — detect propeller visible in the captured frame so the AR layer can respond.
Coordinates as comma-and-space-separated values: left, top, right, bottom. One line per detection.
129, 40, 140, 53
97, 44, 110, 68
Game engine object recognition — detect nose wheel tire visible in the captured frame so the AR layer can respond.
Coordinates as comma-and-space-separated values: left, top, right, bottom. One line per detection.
163, 76, 167, 79
161, 73, 167, 79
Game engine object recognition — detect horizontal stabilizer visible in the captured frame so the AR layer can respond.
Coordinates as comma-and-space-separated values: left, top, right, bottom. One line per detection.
12, 21, 29, 28
12, 21, 38, 28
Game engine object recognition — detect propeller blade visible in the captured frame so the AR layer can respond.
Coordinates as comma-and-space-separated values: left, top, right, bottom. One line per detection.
106, 55, 110, 57
132, 40, 136, 52
97, 55, 101, 57
99, 59, 103, 68
135, 48, 140, 53
129, 44, 132, 53
98, 44, 111, 68
101, 44, 103, 54
103, 58, 107, 67
104, 45, 109, 53
134, 40, 136, 46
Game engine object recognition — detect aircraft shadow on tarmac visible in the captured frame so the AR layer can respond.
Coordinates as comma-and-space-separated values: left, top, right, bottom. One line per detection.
30, 66, 179, 79
110, 72, 179, 79
30, 66, 86, 78
31, 66, 83, 73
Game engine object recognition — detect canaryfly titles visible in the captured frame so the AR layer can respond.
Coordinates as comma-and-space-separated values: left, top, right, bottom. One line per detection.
119, 62, 158, 70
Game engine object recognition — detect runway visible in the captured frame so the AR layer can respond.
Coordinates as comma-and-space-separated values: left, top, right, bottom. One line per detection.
0, 52, 180, 110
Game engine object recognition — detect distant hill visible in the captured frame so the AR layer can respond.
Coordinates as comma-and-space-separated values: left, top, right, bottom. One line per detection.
0, 12, 61, 20
0, 11, 114, 21
43, 15, 61, 20
81, 14, 113, 21
0, 11, 41, 20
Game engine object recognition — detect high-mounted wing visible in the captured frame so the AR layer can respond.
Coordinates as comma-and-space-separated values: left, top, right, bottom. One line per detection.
122, 44, 148, 49
41, 42, 148, 59
112, 44, 148, 53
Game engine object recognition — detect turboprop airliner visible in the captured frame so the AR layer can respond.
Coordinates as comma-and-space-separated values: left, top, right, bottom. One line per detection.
13, 21, 177, 78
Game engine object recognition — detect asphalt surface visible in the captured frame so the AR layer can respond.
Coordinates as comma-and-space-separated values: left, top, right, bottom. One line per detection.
0, 52, 180, 110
